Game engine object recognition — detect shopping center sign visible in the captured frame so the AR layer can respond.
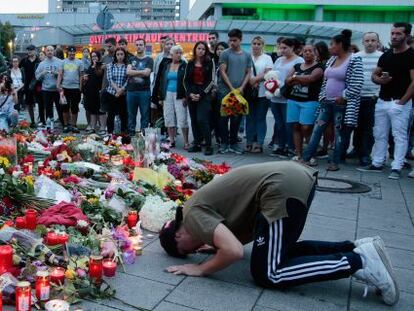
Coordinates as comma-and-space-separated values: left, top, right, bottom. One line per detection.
89, 32, 210, 45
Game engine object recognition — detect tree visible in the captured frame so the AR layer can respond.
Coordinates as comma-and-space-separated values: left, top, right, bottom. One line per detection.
0, 21, 16, 72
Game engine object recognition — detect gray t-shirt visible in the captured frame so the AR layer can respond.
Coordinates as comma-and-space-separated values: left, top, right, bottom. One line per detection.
127, 56, 154, 92
61, 58, 83, 89
218, 48, 252, 94
35, 57, 62, 91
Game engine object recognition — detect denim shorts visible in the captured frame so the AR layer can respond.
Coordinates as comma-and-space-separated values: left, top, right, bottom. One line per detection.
286, 99, 319, 125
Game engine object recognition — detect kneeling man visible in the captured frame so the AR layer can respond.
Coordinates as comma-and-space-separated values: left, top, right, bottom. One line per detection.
160, 161, 398, 305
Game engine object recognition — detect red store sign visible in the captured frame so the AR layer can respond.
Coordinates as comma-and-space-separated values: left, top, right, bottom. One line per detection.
89, 33, 210, 45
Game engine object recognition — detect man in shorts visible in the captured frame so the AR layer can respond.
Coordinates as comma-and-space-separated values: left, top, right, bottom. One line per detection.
160, 161, 399, 306
57, 46, 84, 133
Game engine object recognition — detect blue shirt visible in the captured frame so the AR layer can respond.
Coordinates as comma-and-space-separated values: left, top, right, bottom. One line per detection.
166, 71, 178, 92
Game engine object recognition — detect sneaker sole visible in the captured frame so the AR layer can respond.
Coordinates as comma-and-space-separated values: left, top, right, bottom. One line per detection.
356, 168, 383, 173
388, 175, 400, 180
373, 239, 399, 305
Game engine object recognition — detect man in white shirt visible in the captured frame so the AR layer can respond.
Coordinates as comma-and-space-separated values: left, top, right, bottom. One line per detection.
351, 32, 383, 166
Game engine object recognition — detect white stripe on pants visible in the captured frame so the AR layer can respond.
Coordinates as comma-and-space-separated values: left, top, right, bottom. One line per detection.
372, 99, 412, 170
267, 220, 351, 284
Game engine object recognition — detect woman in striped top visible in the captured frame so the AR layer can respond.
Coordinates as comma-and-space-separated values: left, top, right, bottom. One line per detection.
303, 29, 364, 171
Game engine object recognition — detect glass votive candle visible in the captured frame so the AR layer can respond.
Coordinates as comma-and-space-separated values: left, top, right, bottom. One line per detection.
15, 281, 31, 311
35, 270, 50, 302
89, 255, 103, 282
50, 267, 65, 285
127, 210, 138, 229
0, 245, 13, 274
25, 209, 37, 230
15, 217, 26, 229
102, 259, 117, 277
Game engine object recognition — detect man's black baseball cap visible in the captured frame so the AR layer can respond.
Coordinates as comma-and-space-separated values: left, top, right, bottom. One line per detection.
26, 45, 36, 51
159, 207, 186, 258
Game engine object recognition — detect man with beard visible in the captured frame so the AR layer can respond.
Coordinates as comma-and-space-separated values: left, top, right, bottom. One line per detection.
359, 22, 414, 179
208, 31, 219, 58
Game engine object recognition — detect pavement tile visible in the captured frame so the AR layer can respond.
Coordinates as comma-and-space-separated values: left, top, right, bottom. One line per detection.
123, 249, 207, 286
165, 277, 261, 311
358, 214, 414, 236
154, 302, 201, 311
105, 272, 174, 310
386, 247, 414, 271
394, 267, 414, 294
304, 214, 356, 233
350, 280, 414, 310
309, 193, 358, 221
210, 258, 256, 288
256, 279, 350, 311
357, 227, 414, 252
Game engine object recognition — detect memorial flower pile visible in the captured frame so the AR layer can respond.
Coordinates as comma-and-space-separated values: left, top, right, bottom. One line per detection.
0, 126, 230, 308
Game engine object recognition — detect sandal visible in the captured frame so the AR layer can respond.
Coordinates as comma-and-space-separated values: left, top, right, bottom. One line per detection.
183, 143, 190, 150
327, 163, 340, 171
251, 144, 263, 153
245, 145, 252, 152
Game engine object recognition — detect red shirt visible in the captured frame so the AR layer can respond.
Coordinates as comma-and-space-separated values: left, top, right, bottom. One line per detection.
193, 65, 204, 85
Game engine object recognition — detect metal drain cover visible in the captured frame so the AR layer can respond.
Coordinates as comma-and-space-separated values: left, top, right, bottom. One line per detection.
316, 177, 371, 193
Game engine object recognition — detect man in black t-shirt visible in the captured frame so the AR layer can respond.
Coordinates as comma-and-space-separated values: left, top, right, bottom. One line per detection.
19, 45, 40, 126
359, 23, 414, 180
126, 38, 153, 135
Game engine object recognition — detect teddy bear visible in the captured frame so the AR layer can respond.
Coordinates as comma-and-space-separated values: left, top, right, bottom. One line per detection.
264, 70, 281, 99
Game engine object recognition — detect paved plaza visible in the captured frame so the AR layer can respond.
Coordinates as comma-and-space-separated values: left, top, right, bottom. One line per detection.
5, 111, 414, 311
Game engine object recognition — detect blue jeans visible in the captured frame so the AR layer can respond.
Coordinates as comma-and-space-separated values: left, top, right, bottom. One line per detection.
303, 100, 347, 165
126, 90, 151, 134
270, 101, 294, 150
246, 97, 269, 145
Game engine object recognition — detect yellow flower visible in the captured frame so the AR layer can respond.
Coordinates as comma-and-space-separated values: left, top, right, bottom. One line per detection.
63, 136, 76, 143
87, 197, 99, 205
0, 156, 10, 168
65, 268, 76, 280
23, 176, 34, 187
118, 150, 128, 157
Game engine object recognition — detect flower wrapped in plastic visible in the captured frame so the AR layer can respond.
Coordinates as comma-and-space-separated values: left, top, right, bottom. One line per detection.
139, 194, 177, 232
220, 89, 249, 117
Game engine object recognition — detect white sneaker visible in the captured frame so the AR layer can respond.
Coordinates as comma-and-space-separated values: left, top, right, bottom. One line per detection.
408, 170, 414, 178
354, 236, 382, 248
353, 240, 399, 305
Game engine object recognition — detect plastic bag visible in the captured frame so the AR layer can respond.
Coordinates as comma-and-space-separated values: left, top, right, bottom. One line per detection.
34, 175, 72, 203
59, 90, 67, 105
0, 113, 9, 132
220, 89, 249, 117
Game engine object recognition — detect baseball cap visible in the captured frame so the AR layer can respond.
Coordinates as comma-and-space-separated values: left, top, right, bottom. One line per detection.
67, 46, 76, 52
26, 45, 36, 51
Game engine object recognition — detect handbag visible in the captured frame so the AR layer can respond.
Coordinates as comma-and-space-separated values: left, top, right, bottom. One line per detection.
244, 60, 259, 103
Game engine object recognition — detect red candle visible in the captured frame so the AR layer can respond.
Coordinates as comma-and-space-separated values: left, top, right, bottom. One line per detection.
127, 211, 138, 229
15, 281, 31, 311
58, 233, 69, 244
15, 217, 26, 229
25, 209, 37, 230
35, 271, 50, 302
50, 267, 65, 285
45, 232, 59, 246
0, 245, 13, 274
102, 259, 117, 277
0, 291, 2, 311
89, 255, 103, 282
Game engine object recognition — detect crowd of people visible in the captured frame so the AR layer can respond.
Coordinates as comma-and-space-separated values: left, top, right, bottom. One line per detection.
1, 22, 414, 179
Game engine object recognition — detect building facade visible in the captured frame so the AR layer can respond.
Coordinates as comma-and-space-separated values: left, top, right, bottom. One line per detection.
188, 0, 414, 44
50, 0, 181, 20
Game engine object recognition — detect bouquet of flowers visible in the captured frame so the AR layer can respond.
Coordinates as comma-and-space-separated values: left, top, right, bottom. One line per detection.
220, 89, 249, 117
139, 194, 177, 232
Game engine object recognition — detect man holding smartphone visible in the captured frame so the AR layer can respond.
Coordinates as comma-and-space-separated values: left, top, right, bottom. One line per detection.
358, 22, 414, 179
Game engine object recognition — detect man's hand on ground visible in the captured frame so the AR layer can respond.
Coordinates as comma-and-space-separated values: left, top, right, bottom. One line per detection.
166, 264, 204, 277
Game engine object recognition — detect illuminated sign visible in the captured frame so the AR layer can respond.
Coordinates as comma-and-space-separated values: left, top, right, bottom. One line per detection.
17, 15, 45, 19
111, 20, 216, 31
89, 32, 210, 45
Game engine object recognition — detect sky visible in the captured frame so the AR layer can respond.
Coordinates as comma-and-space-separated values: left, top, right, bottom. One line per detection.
0, 0, 195, 14
0, 0, 48, 13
